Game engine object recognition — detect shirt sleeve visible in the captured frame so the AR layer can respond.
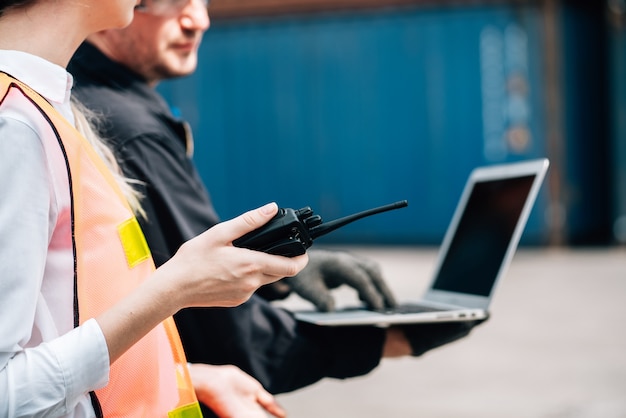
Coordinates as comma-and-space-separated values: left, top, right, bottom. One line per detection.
0, 116, 109, 417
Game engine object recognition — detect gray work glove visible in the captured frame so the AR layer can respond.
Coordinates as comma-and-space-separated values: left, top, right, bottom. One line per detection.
282, 249, 398, 312
401, 316, 489, 356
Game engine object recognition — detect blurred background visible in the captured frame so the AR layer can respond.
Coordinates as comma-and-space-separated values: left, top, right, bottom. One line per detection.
156, 1, 626, 415
159, 0, 626, 249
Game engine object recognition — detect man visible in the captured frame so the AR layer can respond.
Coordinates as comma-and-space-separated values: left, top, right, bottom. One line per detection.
69, 0, 484, 415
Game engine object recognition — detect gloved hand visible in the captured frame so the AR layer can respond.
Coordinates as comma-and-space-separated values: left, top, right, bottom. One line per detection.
401, 316, 488, 356
279, 249, 398, 312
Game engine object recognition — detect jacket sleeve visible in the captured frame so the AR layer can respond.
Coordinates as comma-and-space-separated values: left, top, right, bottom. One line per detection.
115, 133, 386, 393
174, 296, 386, 394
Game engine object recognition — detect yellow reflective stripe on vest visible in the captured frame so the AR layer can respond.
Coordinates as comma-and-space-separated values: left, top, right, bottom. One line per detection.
169, 403, 203, 418
118, 217, 151, 268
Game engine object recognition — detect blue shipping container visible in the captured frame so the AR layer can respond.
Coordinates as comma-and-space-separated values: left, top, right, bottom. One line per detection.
159, 4, 550, 245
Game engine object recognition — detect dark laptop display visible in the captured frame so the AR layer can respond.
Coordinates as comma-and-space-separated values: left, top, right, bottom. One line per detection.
433, 175, 536, 297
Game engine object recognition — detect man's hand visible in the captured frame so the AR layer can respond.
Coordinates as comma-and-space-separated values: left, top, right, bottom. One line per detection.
189, 363, 286, 418
389, 317, 489, 357
282, 249, 398, 312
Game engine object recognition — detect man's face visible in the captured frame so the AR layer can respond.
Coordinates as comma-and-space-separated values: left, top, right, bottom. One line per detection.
101, 0, 210, 84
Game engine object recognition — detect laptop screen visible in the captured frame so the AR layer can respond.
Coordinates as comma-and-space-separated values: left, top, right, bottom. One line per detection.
431, 174, 536, 297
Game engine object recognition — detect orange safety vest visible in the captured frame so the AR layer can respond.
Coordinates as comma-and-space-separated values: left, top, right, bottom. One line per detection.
0, 73, 202, 418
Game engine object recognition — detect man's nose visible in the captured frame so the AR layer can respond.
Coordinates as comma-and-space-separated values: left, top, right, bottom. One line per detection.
180, 0, 210, 31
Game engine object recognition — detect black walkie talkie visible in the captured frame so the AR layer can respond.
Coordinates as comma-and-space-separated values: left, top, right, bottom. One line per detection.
233, 200, 408, 257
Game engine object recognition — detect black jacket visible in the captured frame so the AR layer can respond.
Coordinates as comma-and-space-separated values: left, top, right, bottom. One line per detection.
69, 42, 385, 398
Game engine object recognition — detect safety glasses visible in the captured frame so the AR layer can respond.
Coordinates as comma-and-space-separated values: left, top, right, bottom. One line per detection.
136, 0, 210, 17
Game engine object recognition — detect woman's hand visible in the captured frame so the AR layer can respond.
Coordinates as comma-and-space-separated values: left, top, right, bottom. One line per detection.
189, 363, 287, 418
98, 203, 308, 364
155, 202, 309, 310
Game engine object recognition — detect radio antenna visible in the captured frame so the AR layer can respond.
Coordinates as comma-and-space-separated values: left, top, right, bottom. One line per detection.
309, 200, 408, 240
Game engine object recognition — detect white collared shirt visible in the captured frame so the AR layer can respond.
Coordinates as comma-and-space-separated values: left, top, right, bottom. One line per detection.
0, 50, 109, 418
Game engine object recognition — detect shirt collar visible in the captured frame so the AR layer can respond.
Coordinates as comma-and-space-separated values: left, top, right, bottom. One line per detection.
71, 42, 166, 110
71, 42, 178, 120
0, 50, 74, 122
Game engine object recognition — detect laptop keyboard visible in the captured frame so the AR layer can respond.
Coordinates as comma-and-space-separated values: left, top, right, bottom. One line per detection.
375, 303, 445, 315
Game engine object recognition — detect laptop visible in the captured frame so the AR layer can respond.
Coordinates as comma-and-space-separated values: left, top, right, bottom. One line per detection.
294, 158, 550, 327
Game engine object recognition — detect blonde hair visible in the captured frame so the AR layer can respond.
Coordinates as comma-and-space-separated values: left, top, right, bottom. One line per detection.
71, 98, 146, 218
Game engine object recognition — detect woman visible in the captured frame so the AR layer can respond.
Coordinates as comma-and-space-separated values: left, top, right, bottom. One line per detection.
0, 1, 307, 416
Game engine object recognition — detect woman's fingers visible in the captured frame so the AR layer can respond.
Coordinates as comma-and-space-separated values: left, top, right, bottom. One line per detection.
208, 202, 278, 246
